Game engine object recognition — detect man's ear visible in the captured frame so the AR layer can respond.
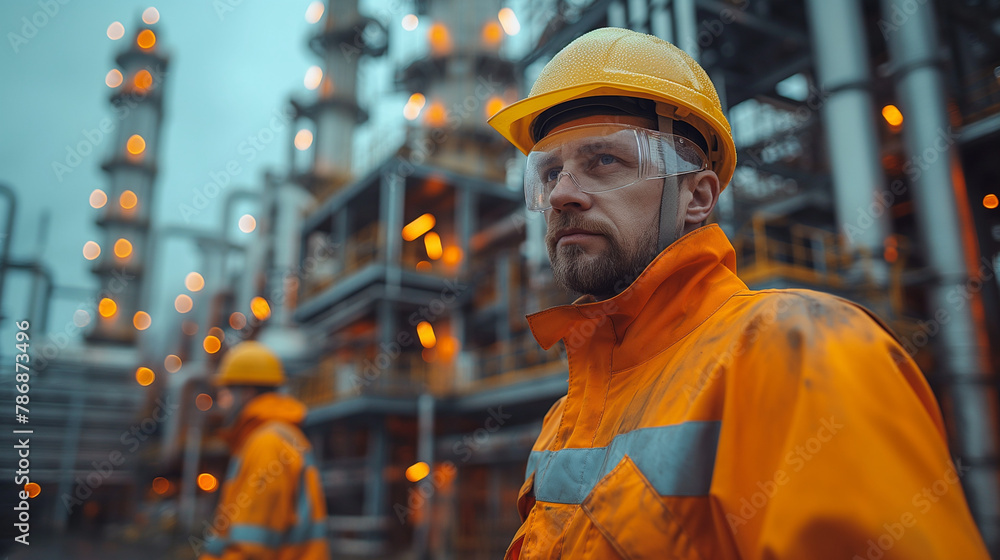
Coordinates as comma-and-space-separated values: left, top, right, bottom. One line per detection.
683, 170, 721, 226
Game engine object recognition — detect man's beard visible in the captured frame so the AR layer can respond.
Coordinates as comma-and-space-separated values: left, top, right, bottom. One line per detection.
545, 214, 659, 300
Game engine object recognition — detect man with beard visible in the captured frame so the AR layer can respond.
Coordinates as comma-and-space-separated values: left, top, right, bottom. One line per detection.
487, 27, 988, 559
199, 341, 330, 560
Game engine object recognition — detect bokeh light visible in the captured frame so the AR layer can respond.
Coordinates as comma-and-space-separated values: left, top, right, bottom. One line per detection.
305, 1, 324, 24
136, 367, 155, 386
196, 393, 213, 411
137, 29, 156, 49
174, 294, 193, 313
105, 69, 123, 88
239, 214, 256, 233
164, 354, 182, 373
133, 311, 152, 330
406, 462, 430, 482
197, 473, 218, 492
107, 22, 124, 40
142, 7, 160, 24
185, 272, 205, 292
294, 129, 313, 150
203, 335, 221, 354
99, 298, 117, 318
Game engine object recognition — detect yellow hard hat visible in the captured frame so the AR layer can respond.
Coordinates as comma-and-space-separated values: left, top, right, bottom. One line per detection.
213, 341, 285, 387
488, 27, 736, 190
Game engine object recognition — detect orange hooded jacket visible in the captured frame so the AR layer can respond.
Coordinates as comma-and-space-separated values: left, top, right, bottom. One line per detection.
506, 224, 989, 559
199, 392, 329, 560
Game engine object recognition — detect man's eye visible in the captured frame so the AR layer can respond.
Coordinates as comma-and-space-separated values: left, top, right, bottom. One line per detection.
545, 168, 562, 182
597, 154, 617, 165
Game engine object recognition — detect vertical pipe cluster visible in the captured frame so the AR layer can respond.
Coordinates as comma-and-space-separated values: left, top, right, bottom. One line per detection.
805, 0, 889, 286
879, 0, 1000, 551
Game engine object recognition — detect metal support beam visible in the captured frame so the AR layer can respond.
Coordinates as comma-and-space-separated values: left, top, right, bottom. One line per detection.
881, 0, 1000, 551
805, 0, 889, 285
674, 0, 698, 61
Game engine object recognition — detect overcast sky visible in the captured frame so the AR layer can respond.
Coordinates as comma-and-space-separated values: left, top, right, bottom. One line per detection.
0, 0, 334, 356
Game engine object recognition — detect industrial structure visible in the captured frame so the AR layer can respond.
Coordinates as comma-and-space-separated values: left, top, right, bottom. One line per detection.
0, 0, 998, 558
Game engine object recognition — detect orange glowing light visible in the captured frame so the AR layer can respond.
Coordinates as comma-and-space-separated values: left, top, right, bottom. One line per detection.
133, 311, 152, 330
196, 393, 213, 411
185, 272, 204, 291
404, 92, 426, 120
107, 21, 125, 40
120, 190, 138, 209
203, 335, 221, 354
485, 96, 505, 119
984, 194, 998, 209
251, 297, 271, 320
134, 69, 153, 89
105, 69, 123, 88
424, 102, 447, 127
197, 473, 218, 492
114, 238, 133, 259
152, 477, 169, 495
126, 134, 146, 155
175, 294, 193, 313
402, 213, 436, 241
416, 260, 432, 272
137, 29, 156, 49
136, 367, 155, 386
208, 326, 225, 341
424, 232, 443, 260
882, 104, 903, 127
83, 241, 101, 260
884, 246, 898, 263
99, 298, 117, 318
428, 23, 452, 55
438, 336, 459, 362
482, 21, 503, 46
229, 312, 247, 329
442, 246, 463, 265
164, 354, 182, 373
406, 461, 430, 482
24, 482, 41, 498
416, 321, 436, 348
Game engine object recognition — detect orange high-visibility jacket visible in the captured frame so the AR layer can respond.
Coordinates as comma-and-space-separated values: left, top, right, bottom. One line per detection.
506, 225, 989, 559
200, 393, 330, 560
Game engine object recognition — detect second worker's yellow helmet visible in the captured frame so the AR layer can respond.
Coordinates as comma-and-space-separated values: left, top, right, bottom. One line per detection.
213, 340, 285, 387
488, 27, 736, 190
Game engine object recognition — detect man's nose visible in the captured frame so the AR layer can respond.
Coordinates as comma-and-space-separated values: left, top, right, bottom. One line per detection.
548, 171, 593, 211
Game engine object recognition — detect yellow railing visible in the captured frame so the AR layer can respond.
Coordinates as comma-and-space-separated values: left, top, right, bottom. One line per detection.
732, 213, 853, 287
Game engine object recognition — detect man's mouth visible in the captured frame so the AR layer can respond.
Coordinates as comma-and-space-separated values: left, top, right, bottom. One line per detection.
555, 228, 601, 246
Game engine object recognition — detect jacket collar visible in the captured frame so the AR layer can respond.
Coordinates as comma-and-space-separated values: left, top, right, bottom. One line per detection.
225, 392, 307, 451
526, 224, 747, 372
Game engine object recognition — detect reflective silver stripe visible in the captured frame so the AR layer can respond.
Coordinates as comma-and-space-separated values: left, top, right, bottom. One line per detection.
287, 451, 326, 544
229, 523, 284, 548
528, 421, 721, 504
204, 534, 226, 556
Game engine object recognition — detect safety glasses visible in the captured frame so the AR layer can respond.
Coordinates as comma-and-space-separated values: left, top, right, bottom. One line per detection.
524, 123, 709, 212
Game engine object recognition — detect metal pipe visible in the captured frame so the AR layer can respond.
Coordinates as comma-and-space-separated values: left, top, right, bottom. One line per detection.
0, 183, 16, 315
674, 0, 698, 61
6, 260, 53, 336
880, 0, 1000, 552
805, 0, 889, 285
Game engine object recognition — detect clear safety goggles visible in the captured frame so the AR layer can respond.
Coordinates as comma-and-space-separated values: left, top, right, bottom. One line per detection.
524, 123, 709, 212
